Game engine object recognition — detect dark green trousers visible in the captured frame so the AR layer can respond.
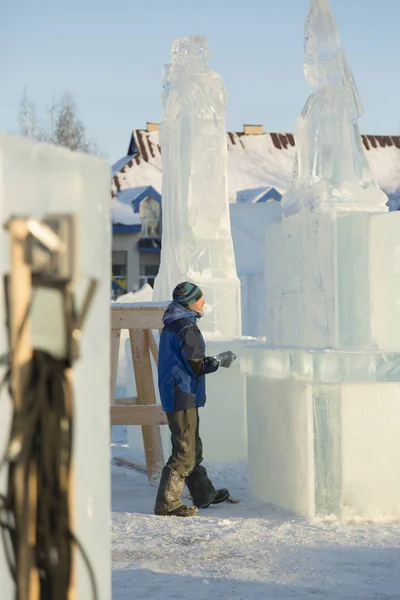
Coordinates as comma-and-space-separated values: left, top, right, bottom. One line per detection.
155, 408, 217, 512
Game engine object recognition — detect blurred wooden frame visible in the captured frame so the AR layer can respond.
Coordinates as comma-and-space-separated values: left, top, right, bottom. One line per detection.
7, 218, 77, 600
110, 304, 167, 481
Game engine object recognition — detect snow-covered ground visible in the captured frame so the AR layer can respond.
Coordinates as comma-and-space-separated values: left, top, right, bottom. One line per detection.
112, 427, 400, 600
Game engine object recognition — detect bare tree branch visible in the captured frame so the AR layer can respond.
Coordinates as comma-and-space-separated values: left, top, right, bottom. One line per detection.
17, 90, 99, 155
18, 89, 38, 140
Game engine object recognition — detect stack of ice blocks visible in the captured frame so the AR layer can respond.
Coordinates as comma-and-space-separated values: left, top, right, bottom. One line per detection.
244, 209, 400, 518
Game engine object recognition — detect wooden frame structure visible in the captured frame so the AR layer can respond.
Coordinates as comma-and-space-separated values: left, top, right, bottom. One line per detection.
8, 220, 40, 599
7, 218, 77, 600
110, 304, 167, 481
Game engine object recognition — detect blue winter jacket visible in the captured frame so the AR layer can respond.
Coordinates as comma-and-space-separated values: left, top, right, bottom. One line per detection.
158, 302, 219, 413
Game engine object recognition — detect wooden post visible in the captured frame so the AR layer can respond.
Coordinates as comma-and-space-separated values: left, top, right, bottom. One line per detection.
8, 220, 39, 600
129, 328, 164, 482
147, 330, 159, 364
65, 367, 76, 600
8, 218, 77, 600
110, 329, 120, 435
8, 220, 32, 419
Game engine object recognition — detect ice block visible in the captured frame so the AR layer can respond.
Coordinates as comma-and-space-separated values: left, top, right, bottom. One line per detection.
0, 133, 111, 599
265, 210, 400, 351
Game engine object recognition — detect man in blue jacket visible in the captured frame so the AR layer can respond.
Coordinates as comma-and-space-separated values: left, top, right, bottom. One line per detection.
155, 281, 236, 517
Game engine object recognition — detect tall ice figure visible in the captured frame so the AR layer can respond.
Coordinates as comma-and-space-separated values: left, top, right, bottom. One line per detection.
153, 35, 241, 338
245, 0, 400, 519
282, 0, 387, 215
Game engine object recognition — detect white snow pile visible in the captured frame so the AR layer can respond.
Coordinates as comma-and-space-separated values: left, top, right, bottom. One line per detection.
113, 283, 154, 303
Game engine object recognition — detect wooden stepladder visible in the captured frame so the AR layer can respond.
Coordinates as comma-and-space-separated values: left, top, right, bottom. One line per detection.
110, 304, 168, 481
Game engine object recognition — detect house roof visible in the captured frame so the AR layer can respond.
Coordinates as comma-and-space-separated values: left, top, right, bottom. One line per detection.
111, 196, 142, 226
112, 155, 135, 176
111, 129, 400, 202
112, 184, 163, 226
236, 186, 283, 204
116, 185, 161, 211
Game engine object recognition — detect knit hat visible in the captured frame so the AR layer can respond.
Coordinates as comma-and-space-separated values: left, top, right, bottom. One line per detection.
172, 281, 203, 308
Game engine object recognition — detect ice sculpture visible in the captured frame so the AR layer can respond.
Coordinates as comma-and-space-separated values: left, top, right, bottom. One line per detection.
0, 133, 111, 599
282, 0, 388, 215
244, 0, 400, 519
153, 35, 241, 337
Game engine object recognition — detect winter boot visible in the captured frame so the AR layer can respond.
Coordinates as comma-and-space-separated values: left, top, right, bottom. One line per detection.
155, 504, 198, 517
196, 488, 230, 509
154, 466, 185, 514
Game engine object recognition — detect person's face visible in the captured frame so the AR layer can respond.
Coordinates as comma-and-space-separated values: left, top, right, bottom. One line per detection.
189, 296, 205, 316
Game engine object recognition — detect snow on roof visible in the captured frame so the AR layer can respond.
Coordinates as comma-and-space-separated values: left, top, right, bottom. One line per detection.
112, 185, 163, 225
112, 130, 400, 200
116, 186, 151, 204
236, 186, 282, 204
112, 155, 136, 176
112, 158, 162, 199
111, 196, 141, 226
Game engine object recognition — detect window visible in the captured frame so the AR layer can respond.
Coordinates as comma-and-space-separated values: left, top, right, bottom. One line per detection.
139, 264, 159, 288
139, 197, 161, 238
112, 250, 127, 279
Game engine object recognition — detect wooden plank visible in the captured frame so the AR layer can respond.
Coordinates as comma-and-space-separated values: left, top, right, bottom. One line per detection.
65, 368, 76, 600
112, 396, 138, 406
129, 329, 164, 481
110, 329, 120, 404
9, 219, 32, 412
148, 330, 159, 365
8, 219, 40, 600
111, 306, 164, 331
110, 404, 168, 426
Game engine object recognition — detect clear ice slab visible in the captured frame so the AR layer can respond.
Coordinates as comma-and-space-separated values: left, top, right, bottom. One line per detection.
282, 0, 388, 215
245, 359, 400, 518
153, 35, 241, 338
265, 210, 400, 351
0, 133, 111, 599
257, 208, 400, 517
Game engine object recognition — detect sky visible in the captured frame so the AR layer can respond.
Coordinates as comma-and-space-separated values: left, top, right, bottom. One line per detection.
1, 0, 400, 163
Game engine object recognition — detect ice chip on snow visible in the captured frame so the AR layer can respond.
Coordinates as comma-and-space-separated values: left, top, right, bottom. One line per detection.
153, 35, 241, 337
282, 0, 388, 215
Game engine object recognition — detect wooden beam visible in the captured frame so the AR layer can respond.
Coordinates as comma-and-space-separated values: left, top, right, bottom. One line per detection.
111, 405, 168, 426
112, 396, 138, 406
9, 219, 32, 404
148, 330, 159, 365
110, 329, 120, 403
65, 368, 76, 600
8, 219, 40, 600
129, 329, 165, 480
111, 306, 164, 331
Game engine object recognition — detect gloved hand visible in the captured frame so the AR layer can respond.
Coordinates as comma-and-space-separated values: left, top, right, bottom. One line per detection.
214, 351, 237, 368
